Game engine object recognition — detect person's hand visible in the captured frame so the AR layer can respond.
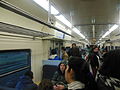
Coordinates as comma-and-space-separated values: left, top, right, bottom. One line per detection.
53, 85, 65, 90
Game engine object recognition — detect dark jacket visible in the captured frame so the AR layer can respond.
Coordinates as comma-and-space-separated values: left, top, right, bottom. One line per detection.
97, 74, 120, 90
88, 52, 99, 68
16, 75, 38, 90
68, 47, 80, 57
52, 71, 67, 88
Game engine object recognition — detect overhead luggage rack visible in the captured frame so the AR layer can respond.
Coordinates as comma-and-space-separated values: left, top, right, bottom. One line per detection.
0, 22, 53, 38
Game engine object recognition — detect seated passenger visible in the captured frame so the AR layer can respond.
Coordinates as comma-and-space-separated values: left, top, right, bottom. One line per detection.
49, 49, 62, 60
38, 79, 53, 90
65, 57, 97, 90
15, 70, 38, 90
97, 49, 120, 90
52, 61, 68, 90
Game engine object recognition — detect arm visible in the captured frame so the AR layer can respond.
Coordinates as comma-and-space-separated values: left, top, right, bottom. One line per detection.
52, 71, 59, 85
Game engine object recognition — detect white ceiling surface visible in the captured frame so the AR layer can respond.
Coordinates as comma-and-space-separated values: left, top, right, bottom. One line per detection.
3, 0, 120, 43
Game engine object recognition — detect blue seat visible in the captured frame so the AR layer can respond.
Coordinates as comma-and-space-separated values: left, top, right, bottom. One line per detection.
42, 65, 58, 80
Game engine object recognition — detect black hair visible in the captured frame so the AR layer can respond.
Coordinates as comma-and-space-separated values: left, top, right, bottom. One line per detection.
68, 57, 97, 89
72, 43, 76, 46
24, 70, 33, 79
68, 57, 90, 84
61, 47, 66, 51
38, 79, 53, 90
99, 49, 120, 79
57, 62, 67, 75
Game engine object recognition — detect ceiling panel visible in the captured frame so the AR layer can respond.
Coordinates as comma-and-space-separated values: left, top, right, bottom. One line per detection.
51, 0, 119, 42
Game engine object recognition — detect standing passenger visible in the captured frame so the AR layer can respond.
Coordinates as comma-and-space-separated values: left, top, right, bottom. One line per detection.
61, 47, 69, 60
68, 43, 80, 57
88, 46, 100, 79
97, 49, 120, 90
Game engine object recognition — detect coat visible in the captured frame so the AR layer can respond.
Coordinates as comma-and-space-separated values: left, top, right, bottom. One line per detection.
15, 75, 38, 90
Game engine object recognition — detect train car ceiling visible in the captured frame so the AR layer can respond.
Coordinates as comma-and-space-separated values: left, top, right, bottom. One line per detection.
0, 0, 120, 45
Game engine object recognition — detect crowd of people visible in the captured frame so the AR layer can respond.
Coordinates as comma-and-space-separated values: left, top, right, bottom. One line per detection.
1, 43, 120, 90
47, 43, 120, 90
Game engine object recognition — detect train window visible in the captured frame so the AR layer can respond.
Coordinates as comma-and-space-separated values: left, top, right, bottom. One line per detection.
0, 49, 31, 86
0, 49, 31, 76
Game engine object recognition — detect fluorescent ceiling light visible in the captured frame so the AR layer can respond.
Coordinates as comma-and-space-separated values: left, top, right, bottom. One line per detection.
73, 28, 80, 34
85, 38, 88, 41
100, 24, 119, 39
55, 15, 72, 28
33, 0, 72, 28
51, 6, 59, 15
73, 28, 85, 39
109, 24, 118, 33
33, 0, 49, 11
79, 33, 85, 39
102, 31, 110, 38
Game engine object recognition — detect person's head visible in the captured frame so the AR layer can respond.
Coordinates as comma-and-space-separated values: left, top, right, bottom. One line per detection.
65, 57, 90, 84
38, 79, 53, 90
24, 70, 33, 79
58, 61, 67, 74
72, 43, 76, 48
51, 49, 57, 55
99, 49, 120, 79
61, 47, 66, 52
92, 46, 99, 53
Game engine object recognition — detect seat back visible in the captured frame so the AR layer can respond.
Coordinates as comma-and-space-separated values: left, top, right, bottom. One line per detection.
42, 65, 58, 80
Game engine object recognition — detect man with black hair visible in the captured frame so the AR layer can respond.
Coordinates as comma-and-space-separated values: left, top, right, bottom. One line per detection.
65, 57, 97, 90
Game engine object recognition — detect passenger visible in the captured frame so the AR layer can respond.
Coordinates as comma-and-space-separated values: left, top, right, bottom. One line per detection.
101, 48, 108, 59
68, 43, 81, 57
16, 70, 38, 90
52, 61, 68, 90
88, 46, 100, 79
61, 47, 69, 60
49, 49, 62, 60
97, 49, 120, 90
65, 57, 97, 90
38, 79, 53, 90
